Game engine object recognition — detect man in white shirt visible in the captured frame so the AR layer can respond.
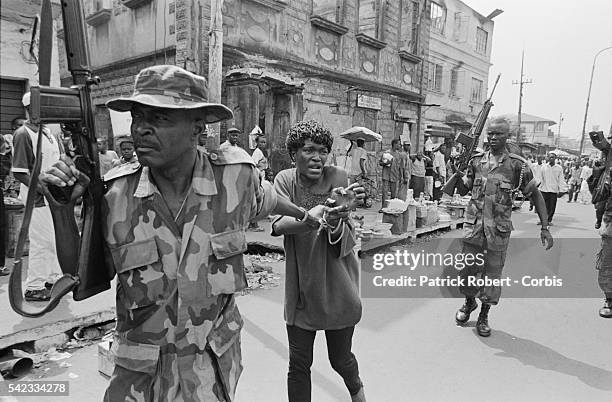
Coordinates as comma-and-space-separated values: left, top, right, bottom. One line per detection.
11, 92, 63, 301
539, 153, 565, 225
251, 135, 269, 172
432, 143, 447, 201
249, 135, 269, 231
220, 127, 240, 149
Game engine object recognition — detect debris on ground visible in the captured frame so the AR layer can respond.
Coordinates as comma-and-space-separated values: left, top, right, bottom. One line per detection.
240, 253, 284, 294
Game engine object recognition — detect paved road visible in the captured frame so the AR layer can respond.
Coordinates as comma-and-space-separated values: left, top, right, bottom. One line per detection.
3, 199, 610, 401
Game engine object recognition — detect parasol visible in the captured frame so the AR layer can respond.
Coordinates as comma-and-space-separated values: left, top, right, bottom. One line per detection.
339, 126, 382, 142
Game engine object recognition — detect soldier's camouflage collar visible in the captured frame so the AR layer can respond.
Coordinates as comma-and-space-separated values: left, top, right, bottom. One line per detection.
134, 152, 218, 198
481, 149, 508, 164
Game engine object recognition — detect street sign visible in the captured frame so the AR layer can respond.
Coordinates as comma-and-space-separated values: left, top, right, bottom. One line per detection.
357, 94, 382, 110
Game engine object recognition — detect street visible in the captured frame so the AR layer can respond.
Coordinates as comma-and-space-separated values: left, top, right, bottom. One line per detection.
2, 198, 609, 402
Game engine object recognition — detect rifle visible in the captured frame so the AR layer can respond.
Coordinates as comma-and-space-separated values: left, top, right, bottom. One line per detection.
442, 74, 501, 196
9, 0, 112, 317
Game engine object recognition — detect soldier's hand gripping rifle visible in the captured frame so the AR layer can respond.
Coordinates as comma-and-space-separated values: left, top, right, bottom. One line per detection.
9, 0, 112, 317
442, 74, 501, 196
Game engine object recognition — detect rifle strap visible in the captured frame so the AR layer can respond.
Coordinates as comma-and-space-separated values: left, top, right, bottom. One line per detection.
9, 125, 79, 318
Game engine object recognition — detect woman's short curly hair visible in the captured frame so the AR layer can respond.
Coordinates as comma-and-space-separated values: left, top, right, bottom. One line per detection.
285, 120, 333, 154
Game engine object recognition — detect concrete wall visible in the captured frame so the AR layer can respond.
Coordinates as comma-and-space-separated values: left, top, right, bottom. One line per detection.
0, 0, 62, 87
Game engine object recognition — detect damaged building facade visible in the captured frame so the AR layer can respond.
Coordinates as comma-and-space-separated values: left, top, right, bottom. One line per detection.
62, 0, 430, 172
58, 0, 495, 173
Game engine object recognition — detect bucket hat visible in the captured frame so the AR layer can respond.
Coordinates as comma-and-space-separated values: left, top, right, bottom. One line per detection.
106, 65, 233, 124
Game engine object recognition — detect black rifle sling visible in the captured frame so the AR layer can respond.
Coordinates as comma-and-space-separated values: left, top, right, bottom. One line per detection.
9, 126, 79, 318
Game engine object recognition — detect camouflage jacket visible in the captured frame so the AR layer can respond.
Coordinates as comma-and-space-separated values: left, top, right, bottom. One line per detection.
103, 148, 277, 401
463, 150, 537, 251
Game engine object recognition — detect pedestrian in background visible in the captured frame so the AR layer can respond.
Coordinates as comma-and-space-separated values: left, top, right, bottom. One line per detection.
398, 142, 411, 200
539, 153, 565, 225
379, 139, 404, 211
97, 137, 119, 177
249, 135, 270, 231
220, 127, 241, 149
348, 139, 370, 207
432, 143, 447, 201
112, 138, 138, 167
0, 134, 10, 276
567, 160, 583, 203
410, 151, 427, 199
11, 92, 63, 301
424, 150, 434, 199
272, 120, 366, 402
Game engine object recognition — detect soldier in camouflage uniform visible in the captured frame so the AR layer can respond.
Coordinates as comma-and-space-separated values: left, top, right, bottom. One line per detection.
590, 131, 612, 318
41, 65, 323, 401
450, 117, 554, 337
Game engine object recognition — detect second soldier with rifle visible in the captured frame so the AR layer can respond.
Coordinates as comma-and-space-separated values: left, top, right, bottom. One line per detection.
448, 117, 554, 337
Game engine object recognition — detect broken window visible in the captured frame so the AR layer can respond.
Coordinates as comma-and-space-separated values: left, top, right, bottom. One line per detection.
430, 1, 446, 34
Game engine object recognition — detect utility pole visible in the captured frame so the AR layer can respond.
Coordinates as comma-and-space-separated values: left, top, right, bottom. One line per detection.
512, 50, 532, 143
415, 0, 427, 152
208, 0, 224, 149
556, 113, 563, 147
578, 46, 612, 156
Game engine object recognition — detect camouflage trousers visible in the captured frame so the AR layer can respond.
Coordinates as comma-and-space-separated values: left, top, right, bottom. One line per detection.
459, 241, 507, 305
596, 215, 612, 298
103, 340, 242, 401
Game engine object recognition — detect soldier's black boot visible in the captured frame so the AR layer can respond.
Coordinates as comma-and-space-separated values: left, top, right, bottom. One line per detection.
599, 299, 612, 318
476, 304, 491, 337
455, 297, 478, 325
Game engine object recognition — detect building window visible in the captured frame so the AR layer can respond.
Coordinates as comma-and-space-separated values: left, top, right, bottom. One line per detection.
313, 0, 342, 23
535, 122, 546, 132
475, 27, 488, 55
430, 1, 446, 34
470, 77, 483, 103
450, 70, 458, 97
358, 0, 381, 38
426, 61, 443, 91
410, 1, 419, 52
399, 0, 420, 52
453, 12, 469, 42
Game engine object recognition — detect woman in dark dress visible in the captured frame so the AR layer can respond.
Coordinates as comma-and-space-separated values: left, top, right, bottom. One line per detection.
272, 120, 366, 402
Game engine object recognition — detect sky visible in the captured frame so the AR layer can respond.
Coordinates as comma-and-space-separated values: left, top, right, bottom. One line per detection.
465, 0, 612, 139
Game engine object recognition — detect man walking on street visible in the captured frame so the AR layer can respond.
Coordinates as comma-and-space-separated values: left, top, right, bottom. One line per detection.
11, 92, 64, 301
40, 65, 323, 400
567, 160, 583, 203
449, 117, 553, 336
540, 153, 565, 225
